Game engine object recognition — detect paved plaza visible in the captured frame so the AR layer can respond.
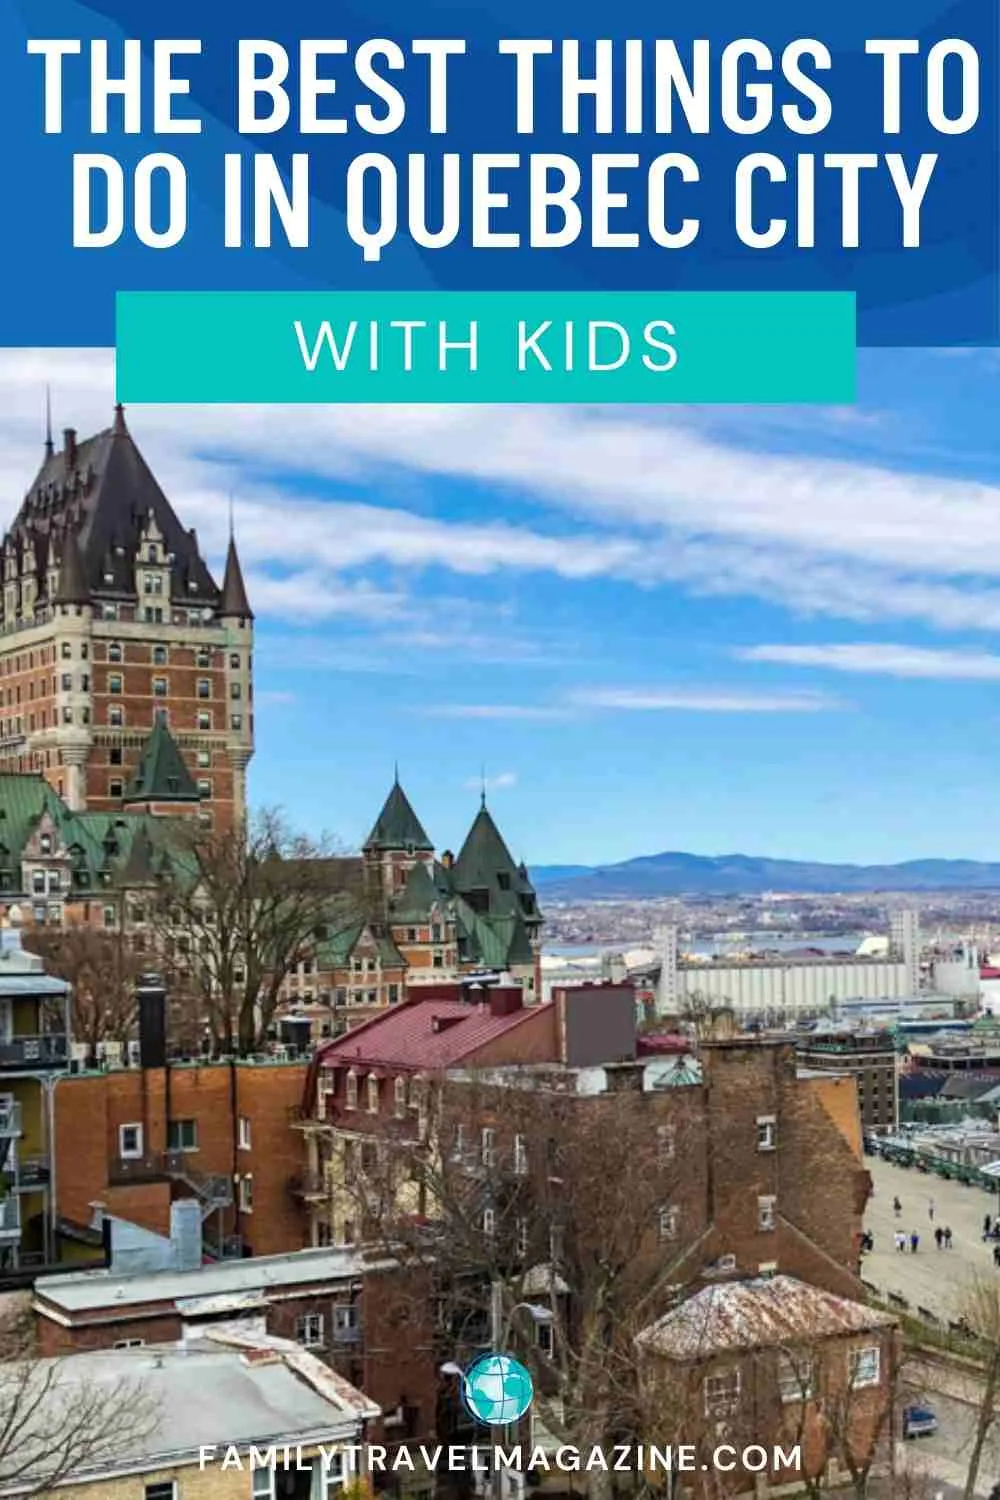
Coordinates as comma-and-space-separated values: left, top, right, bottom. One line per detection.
863, 1156, 1000, 1320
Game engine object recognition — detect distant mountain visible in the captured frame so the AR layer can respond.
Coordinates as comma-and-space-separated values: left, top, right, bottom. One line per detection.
531, 850, 1000, 899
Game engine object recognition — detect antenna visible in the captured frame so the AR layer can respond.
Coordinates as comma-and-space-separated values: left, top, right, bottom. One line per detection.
44, 386, 53, 459
228, 492, 235, 539
480, 764, 487, 807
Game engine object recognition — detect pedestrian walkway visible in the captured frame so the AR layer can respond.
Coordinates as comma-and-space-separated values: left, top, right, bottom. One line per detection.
863, 1157, 1000, 1320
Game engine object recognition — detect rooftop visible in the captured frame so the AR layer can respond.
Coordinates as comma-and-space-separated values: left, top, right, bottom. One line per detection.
316, 993, 545, 1072
34, 1244, 394, 1315
636, 1275, 894, 1361
0, 1332, 378, 1492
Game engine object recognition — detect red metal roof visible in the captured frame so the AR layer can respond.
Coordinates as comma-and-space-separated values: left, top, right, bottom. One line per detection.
316, 997, 549, 1072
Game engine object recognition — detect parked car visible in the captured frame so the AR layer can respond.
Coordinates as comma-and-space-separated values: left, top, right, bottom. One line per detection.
902, 1403, 938, 1439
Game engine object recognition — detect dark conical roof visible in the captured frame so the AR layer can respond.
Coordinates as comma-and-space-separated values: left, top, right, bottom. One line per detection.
123, 712, 201, 805
363, 778, 434, 853
453, 801, 538, 921
52, 527, 90, 605
119, 821, 157, 884
221, 534, 253, 620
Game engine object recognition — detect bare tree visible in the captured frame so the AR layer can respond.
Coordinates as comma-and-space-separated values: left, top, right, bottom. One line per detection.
0, 1299, 158, 1496
22, 923, 145, 1064
956, 1275, 1000, 1500
345, 1069, 702, 1486
150, 807, 366, 1056
679, 990, 737, 1042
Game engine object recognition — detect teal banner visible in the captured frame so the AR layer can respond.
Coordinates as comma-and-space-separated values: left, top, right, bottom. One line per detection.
116, 291, 855, 404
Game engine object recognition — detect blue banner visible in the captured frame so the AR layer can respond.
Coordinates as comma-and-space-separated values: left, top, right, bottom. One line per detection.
0, 0, 995, 347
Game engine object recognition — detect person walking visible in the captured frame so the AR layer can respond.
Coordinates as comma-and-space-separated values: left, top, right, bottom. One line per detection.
928, 1197, 935, 1222
895, 1230, 906, 1252
944, 1226, 953, 1249
894, 1197, 902, 1217
992, 1242, 1000, 1269
934, 1226, 944, 1249
910, 1231, 920, 1253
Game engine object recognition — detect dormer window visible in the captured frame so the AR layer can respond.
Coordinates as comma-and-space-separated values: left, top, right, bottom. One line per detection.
367, 1075, 380, 1113
345, 1071, 358, 1110
39, 833, 52, 856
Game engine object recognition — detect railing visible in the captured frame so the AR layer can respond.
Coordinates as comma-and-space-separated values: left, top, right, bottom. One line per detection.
12, 1156, 49, 1188
108, 1151, 232, 1208
0, 1035, 69, 1068
0, 1197, 20, 1235
0, 1103, 21, 1136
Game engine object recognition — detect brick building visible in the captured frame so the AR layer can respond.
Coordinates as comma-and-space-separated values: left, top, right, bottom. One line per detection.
51, 1051, 310, 1261
31, 1246, 437, 1456
299, 982, 872, 1300
635, 1275, 898, 1497
279, 780, 544, 1033
0, 407, 253, 832
796, 1027, 899, 1135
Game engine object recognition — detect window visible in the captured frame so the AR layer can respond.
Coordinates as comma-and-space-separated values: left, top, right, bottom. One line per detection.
152, 645, 168, 665
239, 1174, 254, 1212
230, 652, 241, 669
197, 646, 211, 668
197, 679, 211, 699
61, 672, 72, 691
110, 746, 123, 766
119, 1123, 143, 1159
849, 1346, 881, 1388
197, 749, 211, 767
114, 1338, 146, 1350
704, 1369, 741, 1417
777, 1354, 814, 1403
238, 1116, 252, 1151
61, 642, 72, 660
482, 1207, 496, 1237
657, 1124, 676, 1162
481, 1127, 496, 1168
109, 705, 124, 727
231, 682, 242, 700
756, 1115, 776, 1152
144, 1485, 176, 1500
143, 572, 163, 595
32, 871, 45, 893
153, 677, 168, 697
367, 1075, 380, 1113
252, 1470, 276, 1500
109, 779, 123, 798
109, 673, 122, 694
345, 1071, 358, 1110
231, 713, 243, 730
395, 1076, 408, 1117
296, 1312, 324, 1348
197, 711, 212, 730
758, 1195, 777, 1232
198, 779, 211, 797
513, 1134, 528, 1175
658, 1205, 679, 1241
167, 1118, 198, 1152
313, 1453, 346, 1499
103, 905, 117, 928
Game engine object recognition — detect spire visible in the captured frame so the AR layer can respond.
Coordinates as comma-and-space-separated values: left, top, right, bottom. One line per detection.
363, 779, 434, 854
220, 533, 253, 620
480, 765, 487, 808
52, 528, 90, 605
44, 386, 53, 459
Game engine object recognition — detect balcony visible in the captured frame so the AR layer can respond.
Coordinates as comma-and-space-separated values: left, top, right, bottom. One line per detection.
9, 1156, 49, 1190
0, 1102, 21, 1137
288, 1170, 327, 1201
0, 1196, 20, 1239
0, 1034, 69, 1070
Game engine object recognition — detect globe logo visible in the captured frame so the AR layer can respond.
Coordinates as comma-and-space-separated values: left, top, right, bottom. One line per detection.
462, 1353, 534, 1426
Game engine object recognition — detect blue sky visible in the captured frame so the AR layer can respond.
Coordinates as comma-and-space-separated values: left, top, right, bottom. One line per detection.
5, 347, 1000, 867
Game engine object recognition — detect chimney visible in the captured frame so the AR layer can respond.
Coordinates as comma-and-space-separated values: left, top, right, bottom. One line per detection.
63, 428, 77, 470
488, 986, 523, 1019
137, 972, 167, 1070
441, 849, 454, 870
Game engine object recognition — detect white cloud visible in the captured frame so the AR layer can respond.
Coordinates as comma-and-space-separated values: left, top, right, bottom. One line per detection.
569, 687, 843, 713
10, 349, 1000, 635
423, 704, 574, 721
739, 642, 1000, 680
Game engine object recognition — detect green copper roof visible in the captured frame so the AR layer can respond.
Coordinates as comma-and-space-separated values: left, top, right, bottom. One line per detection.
391, 860, 447, 920
123, 712, 200, 804
452, 801, 538, 922
363, 778, 433, 853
